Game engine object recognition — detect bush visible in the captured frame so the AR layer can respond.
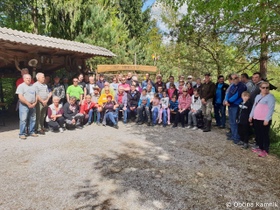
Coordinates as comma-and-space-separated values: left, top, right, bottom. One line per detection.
270, 117, 280, 158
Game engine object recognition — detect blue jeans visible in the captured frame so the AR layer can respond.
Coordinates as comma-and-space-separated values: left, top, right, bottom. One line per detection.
228, 106, 240, 143
116, 106, 127, 123
87, 109, 93, 124
214, 103, 226, 127
104, 112, 117, 125
19, 103, 36, 136
127, 107, 137, 119
152, 107, 159, 125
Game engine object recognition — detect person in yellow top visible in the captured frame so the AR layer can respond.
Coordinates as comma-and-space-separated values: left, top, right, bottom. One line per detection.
98, 86, 114, 106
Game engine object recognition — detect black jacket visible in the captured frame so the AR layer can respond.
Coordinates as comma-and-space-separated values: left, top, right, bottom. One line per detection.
237, 100, 252, 125
127, 90, 140, 107
63, 102, 80, 120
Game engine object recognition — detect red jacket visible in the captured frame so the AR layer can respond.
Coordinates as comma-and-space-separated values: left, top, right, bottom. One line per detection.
80, 101, 96, 114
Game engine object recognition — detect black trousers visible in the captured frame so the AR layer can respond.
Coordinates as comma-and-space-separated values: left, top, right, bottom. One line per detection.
253, 119, 271, 153
238, 123, 250, 144
175, 109, 189, 126
47, 117, 65, 130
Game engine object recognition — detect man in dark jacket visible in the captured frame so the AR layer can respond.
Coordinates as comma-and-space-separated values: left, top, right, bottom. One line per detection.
127, 84, 140, 121
63, 96, 84, 129
213, 75, 229, 128
200, 73, 216, 132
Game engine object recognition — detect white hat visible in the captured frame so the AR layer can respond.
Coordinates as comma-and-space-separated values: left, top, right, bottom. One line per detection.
187, 75, 193, 79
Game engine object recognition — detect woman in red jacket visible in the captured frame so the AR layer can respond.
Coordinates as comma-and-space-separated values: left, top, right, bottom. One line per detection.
80, 95, 98, 126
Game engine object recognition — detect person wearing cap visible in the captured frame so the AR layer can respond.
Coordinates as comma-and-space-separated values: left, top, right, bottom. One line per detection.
102, 94, 119, 129
52, 75, 65, 103
187, 75, 196, 87
96, 74, 106, 89
91, 86, 101, 124
115, 86, 128, 124
136, 89, 151, 125
155, 74, 166, 92
200, 73, 216, 132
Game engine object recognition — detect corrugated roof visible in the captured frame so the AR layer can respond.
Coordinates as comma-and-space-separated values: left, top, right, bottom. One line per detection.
0, 27, 116, 57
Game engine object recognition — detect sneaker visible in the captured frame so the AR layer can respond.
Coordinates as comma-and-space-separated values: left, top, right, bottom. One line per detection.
192, 126, 198, 130
137, 121, 144, 125
219, 126, 225, 129
167, 122, 171, 125
30, 133, 38, 137
237, 141, 244, 146
76, 126, 83, 129
252, 148, 261, 153
172, 124, 177, 128
258, 150, 268, 157
19, 135, 27, 140
96, 122, 101, 126
113, 124, 119, 129
158, 119, 162, 124
59, 128, 64, 133
242, 143, 249, 149
186, 125, 191, 129
85, 122, 91, 126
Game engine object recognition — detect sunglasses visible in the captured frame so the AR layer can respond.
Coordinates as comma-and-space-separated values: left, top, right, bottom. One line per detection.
261, 86, 269, 89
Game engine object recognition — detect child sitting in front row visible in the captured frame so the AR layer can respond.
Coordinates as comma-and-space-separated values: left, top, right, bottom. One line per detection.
158, 90, 171, 126
151, 94, 161, 126
187, 88, 202, 130
170, 95, 179, 127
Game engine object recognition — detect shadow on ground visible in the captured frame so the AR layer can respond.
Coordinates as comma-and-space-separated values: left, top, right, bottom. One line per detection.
74, 124, 280, 210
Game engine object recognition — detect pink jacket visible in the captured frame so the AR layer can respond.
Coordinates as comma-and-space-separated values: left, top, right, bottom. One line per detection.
178, 94, 191, 110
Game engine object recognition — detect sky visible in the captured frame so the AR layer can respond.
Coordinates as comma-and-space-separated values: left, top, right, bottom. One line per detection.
142, 0, 156, 11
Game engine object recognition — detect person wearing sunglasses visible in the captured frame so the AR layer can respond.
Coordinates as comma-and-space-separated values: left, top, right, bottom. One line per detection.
224, 74, 247, 143
249, 82, 275, 157
66, 78, 84, 105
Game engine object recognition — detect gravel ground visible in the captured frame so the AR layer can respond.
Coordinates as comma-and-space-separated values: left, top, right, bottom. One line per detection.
0, 119, 279, 210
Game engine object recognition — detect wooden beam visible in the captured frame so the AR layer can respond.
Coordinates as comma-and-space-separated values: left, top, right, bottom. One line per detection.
97, 65, 157, 73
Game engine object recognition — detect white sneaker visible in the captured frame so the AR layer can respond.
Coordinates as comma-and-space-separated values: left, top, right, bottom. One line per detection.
186, 125, 191, 129
192, 126, 198, 130
59, 128, 64, 133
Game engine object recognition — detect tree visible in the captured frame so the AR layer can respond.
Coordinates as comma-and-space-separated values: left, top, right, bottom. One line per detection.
161, 0, 280, 79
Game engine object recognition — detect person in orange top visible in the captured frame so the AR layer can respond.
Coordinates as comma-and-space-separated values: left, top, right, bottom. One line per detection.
80, 95, 98, 126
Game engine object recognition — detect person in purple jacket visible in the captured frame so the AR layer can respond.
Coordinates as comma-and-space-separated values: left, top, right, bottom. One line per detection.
249, 82, 275, 157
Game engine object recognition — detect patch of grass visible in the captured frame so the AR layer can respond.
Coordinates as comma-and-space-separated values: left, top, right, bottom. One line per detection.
270, 96, 280, 158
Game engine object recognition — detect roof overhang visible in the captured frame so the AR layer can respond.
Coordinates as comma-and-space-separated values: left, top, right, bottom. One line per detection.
0, 27, 116, 73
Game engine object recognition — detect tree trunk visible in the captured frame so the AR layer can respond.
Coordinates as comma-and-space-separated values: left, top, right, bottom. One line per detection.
260, 33, 268, 80
32, 0, 39, 34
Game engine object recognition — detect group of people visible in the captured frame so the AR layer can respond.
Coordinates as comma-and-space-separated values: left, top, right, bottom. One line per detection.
16, 70, 275, 157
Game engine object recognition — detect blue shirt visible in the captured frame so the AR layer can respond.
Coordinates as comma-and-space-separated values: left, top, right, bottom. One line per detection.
215, 83, 223, 104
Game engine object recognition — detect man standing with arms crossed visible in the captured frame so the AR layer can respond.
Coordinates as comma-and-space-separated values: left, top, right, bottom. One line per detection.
200, 73, 216, 132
